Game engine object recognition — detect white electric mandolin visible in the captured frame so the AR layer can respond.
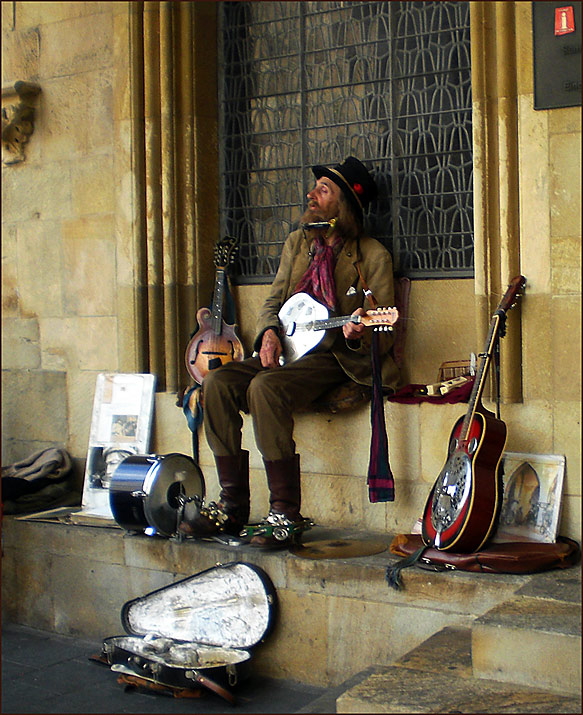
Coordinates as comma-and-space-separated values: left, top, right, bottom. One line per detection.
278, 292, 399, 364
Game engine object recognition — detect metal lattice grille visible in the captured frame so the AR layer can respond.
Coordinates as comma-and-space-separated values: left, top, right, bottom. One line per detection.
219, 1, 473, 282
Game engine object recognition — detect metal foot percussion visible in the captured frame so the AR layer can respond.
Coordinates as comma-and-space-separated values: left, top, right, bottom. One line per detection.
110, 453, 205, 537
240, 513, 314, 544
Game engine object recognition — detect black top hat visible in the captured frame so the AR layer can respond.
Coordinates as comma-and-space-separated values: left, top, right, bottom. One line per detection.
312, 156, 378, 221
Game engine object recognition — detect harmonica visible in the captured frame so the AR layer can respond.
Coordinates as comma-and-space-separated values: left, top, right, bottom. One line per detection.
301, 221, 334, 230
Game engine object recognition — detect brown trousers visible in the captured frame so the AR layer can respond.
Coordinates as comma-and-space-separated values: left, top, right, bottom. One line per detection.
203, 353, 349, 461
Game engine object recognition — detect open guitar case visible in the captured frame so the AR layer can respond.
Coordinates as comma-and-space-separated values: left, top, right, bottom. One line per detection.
99, 561, 277, 703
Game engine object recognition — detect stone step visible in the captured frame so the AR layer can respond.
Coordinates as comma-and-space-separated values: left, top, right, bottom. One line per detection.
0, 518, 539, 689
472, 594, 582, 696
472, 566, 581, 697
2, 515, 581, 697
336, 626, 582, 714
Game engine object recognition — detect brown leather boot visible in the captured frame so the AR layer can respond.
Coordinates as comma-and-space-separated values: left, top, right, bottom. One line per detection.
179, 451, 249, 537
264, 453, 302, 520
250, 454, 303, 547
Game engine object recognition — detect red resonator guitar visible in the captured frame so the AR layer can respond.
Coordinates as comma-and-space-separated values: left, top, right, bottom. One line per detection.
421, 275, 526, 552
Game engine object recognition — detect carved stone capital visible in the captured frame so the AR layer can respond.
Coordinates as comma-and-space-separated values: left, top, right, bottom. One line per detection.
2, 81, 41, 165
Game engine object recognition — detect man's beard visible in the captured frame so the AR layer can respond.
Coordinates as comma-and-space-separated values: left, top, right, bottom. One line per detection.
300, 210, 327, 227
299, 202, 356, 240
300, 201, 336, 226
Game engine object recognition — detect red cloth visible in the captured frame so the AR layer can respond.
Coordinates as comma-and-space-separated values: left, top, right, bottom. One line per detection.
368, 331, 394, 502
294, 234, 342, 310
387, 378, 474, 404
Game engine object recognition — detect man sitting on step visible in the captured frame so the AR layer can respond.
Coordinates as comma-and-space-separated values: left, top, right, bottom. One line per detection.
179, 156, 400, 547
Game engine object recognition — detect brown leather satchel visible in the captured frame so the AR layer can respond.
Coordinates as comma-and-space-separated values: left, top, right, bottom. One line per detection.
389, 533, 580, 574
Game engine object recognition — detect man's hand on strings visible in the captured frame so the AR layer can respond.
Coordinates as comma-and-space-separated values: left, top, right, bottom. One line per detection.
343, 308, 366, 341
260, 328, 283, 368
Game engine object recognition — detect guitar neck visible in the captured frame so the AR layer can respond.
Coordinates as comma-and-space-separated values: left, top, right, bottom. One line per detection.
456, 276, 526, 443
210, 269, 226, 334
297, 312, 395, 332
312, 314, 359, 331
459, 316, 500, 443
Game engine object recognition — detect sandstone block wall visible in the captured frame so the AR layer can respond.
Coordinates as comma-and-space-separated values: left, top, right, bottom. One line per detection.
1, 2, 580, 540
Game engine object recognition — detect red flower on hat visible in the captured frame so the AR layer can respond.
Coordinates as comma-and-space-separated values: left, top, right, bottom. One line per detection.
353, 183, 364, 195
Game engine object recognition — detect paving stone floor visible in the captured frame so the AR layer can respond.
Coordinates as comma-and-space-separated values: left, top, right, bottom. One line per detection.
1, 623, 336, 714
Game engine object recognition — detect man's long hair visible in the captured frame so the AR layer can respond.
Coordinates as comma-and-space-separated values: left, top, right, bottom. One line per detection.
335, 192, 363, 242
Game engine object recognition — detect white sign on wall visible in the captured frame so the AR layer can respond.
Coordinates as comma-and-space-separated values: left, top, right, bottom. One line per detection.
79, 373, 156, 519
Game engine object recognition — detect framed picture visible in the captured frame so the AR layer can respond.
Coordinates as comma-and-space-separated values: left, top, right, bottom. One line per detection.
495, 452, 566, 544
79, 373, 156, 520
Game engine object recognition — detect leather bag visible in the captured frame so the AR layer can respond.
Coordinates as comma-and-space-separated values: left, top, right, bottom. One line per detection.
390, 532, 580, 574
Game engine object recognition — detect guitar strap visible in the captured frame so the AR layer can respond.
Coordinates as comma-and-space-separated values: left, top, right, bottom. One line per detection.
355, 262, 378, 310
356, 260, 395, 503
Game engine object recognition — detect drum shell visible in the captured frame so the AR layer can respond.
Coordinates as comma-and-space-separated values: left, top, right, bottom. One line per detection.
109, 453, 205, 537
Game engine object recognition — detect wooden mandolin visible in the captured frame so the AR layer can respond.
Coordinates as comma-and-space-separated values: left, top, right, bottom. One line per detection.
185, 236, 245, 384
421, 275, 526, 552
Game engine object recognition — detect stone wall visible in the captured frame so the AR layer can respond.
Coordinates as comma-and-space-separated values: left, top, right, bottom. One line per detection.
2, 2, 120, 485
1, 517, 529, 687
515, 1, 581, 543
1, 2, 581, 541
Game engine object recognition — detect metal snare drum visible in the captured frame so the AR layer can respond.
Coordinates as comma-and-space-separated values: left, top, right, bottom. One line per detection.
110, 453, 205, 537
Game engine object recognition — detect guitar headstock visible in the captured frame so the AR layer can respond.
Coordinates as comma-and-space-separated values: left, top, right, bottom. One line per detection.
499, 275, 527, 314
214, 236, 239, 270
361, 307, 399, 331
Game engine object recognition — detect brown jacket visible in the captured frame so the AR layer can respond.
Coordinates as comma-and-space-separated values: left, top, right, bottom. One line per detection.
254, 229, 401, 390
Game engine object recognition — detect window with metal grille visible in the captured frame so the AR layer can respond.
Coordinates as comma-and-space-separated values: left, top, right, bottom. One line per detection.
219, 1, 473, 282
